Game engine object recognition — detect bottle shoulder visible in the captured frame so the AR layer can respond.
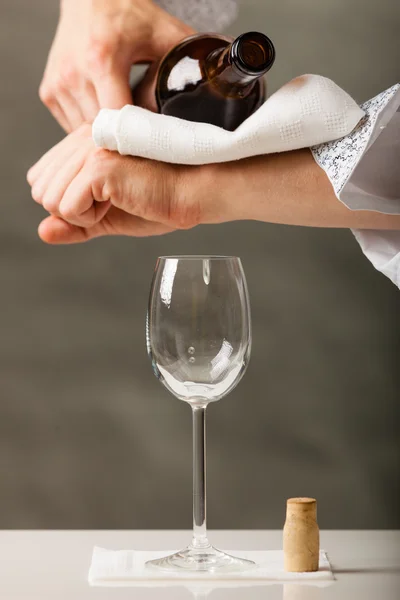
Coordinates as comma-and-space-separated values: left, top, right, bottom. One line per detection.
155, 32, 267, 130
155, 34, 232, 106
156, 35, 266, 104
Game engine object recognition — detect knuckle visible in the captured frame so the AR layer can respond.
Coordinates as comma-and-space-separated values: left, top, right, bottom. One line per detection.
38, 81, 54, 105
42, 197, 58, 214
51, 75, 66, 93
74, 122, 92, 139
31, 185, 43, 203
89, 148, 110, 177
26, 169, 34, 186
102, 179, 119, 202
59, 202, 76, 221
87, 37, 116, 72
58, 60, 80, 88
89, 149, 118, 199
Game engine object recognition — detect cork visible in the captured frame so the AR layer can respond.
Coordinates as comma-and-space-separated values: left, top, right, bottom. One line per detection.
283, 497, 319, 572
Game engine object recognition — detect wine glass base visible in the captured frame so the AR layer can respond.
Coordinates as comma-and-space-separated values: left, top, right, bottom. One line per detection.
145, 545, 256, 573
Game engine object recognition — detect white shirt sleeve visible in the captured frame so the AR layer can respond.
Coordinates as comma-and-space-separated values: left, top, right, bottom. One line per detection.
311, 84, 400, 288
155, 0, 238, 31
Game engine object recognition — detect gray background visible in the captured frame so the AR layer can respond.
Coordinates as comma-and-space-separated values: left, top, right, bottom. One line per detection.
0, 0, 399, 529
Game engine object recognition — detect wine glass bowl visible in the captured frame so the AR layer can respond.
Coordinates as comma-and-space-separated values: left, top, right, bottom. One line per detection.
147, 256, 251, 406
146, 256, 253, 572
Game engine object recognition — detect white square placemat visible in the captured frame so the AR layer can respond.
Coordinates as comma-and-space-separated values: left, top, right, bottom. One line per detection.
89, 548, 334, 585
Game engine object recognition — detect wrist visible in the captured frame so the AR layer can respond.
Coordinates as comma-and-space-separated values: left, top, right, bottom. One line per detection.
199, 150, 326, 226
178, 163, 246, 226
182, 151, 321, 227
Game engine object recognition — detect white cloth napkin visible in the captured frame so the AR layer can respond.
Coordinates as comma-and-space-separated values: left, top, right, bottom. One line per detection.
92, 74, 364, 165
88, 547, 333, 585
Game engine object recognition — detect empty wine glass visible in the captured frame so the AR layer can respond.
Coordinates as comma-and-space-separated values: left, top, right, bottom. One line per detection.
145, 256, 253, 572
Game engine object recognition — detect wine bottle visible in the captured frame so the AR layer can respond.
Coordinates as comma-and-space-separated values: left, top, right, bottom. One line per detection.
155, 31, 275, 131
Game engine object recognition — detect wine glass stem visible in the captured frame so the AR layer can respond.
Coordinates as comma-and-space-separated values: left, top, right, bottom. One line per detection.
191, 405, 209, 549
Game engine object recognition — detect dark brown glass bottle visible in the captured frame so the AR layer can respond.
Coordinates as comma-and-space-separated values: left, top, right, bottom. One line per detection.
155, 31, 275, 131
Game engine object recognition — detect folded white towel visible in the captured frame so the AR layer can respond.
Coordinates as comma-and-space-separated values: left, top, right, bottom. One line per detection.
92, 74, 364, 164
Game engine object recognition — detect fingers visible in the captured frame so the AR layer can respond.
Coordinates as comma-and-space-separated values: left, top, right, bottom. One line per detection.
149, 10, 195, 60
38, 209, 174, 244
40, 94, 71, 133
28, 124, 100, 225
39, 0, 196, 132
26, 136, 75, 188
73, 81, 100, 123
32, 156, 111, 228
132, 61, 158, 112
59, 165, 112, 226
93, 65, 133, 109
33, 147, 88, 215
57, 88, 87, 131
40, 69, 100, 131
27, 123, 92, 187
28, 137, 74, 187
40, 78, 82, 133
38, 216, 91, 244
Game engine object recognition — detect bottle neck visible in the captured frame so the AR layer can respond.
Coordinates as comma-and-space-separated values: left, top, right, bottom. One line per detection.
205, 46, 258, 97
205, 32, 275, 97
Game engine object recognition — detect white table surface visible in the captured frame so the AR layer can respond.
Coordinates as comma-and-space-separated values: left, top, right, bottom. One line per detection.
0, 530, 399, 599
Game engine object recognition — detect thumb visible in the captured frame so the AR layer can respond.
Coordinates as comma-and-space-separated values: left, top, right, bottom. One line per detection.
132, 19, 195, 110
148, 13, 195, 60
38, 210, 174, 244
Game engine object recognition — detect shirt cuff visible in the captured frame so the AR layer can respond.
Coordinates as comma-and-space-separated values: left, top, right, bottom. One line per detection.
311, 83, 400, 213
311, 83, 400, 289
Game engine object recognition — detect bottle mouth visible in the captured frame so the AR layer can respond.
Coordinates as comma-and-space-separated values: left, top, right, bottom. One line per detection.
231, 32, 275, 75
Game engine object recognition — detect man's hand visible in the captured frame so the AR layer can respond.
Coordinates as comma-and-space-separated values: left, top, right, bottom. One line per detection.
39, 0, 194, 131
29, 125, 400, 245
27, 124, 202, 244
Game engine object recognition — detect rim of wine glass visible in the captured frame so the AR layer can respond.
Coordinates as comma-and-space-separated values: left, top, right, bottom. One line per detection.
158, 255, 240, 260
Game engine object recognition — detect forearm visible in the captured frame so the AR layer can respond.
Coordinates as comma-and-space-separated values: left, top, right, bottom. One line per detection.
200, 149, 400, 230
